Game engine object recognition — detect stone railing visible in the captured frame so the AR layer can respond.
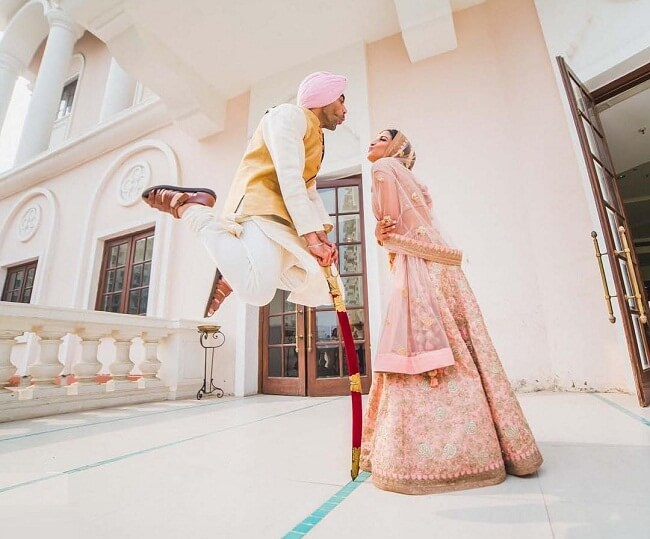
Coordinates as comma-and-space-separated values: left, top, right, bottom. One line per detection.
0, 302, 219, 422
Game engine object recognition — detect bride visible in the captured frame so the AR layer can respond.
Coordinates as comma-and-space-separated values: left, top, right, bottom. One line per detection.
360, 129, 543, 494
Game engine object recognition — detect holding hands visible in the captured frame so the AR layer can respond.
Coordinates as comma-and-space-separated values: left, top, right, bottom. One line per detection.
303, 231, 339, 267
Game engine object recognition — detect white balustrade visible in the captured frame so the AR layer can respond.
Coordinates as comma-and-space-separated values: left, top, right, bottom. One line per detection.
140, 330, 166, 379
73, 328, 106, 383
0, 330, 22, 388
110, 330, 137, 380
0, 301, 209, 421
28, 326, 71, 385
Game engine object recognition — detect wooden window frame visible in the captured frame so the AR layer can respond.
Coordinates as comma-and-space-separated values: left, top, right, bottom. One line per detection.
1, 260, 38, 304
95, 228, 155, 315
316, 177, 369, 355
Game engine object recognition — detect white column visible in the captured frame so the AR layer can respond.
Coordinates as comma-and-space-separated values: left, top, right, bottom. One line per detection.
14, 8, 83, 165
0, 52, 24, 135
99, 57, 137, 122
234, 304, 260, 396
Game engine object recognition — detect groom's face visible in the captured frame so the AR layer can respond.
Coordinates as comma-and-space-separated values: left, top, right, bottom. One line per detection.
320, 95, 347, 131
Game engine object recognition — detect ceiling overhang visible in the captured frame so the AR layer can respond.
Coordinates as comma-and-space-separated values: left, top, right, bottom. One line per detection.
55, 0, 485, 138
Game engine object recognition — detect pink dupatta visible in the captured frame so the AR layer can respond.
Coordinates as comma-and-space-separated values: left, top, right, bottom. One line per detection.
371, 150, 462, 376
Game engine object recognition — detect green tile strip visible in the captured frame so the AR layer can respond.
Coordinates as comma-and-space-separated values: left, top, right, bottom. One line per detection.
282, 471, 371, 538
592, 393, 650, 426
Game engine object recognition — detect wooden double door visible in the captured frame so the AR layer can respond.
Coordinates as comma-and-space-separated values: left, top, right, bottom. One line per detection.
558, 58, 650, 406
259, 177, 372, 396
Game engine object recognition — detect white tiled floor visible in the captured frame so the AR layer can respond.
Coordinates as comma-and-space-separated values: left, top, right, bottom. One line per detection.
0, 391, 648, 539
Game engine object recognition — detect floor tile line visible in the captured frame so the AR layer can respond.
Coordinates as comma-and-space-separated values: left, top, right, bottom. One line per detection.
535, 472, 556, 539
591, 393, 650, 426
0, 394, 339, 443
282, 471, 371, 539
0, 398, 342, 495
0, 472, 67, 495
0, 396, 243, 442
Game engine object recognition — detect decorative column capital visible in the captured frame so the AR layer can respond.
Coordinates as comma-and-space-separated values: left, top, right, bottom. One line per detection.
46, 7, 85, 40
0, 51, 25, 77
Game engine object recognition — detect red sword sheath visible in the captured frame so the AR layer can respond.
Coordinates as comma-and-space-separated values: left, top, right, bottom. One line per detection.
323, 265, 363, 480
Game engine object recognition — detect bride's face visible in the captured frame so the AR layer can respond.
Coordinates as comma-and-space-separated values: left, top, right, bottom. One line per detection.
367, 131, 393, 163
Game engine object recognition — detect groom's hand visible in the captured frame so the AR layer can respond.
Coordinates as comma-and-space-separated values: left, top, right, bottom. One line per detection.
303, 231, 334, 267
316, 231, 338, 265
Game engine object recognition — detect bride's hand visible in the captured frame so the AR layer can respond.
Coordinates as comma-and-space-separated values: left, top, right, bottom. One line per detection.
375, 216, 396, 243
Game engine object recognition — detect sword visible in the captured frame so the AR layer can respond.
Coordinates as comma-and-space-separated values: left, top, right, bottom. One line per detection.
322, 265, 363, 480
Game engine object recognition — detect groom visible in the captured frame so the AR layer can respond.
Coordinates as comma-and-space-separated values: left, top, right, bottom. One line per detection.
142, 71, 347, 315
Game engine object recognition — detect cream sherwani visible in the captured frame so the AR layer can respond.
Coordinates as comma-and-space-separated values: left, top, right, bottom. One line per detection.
182, 103, 334, 307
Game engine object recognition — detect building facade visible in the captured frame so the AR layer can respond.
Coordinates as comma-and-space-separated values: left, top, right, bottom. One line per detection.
1, 0, 649, 420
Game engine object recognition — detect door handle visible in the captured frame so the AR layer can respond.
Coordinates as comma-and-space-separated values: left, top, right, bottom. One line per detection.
616, 226, 648, 324
591, 231, 616, 323
296, 306, 303, 351
307, 307, 313, 352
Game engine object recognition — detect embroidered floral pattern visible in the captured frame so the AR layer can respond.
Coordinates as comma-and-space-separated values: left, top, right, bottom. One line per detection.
418, 443, 434, 458
443, 443, 458, 459
360, 264, 543, 494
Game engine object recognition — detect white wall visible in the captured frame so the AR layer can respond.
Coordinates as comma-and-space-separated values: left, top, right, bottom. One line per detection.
366, 0, 634, 392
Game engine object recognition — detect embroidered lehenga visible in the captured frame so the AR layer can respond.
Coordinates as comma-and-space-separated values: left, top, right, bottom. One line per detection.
360, 134, 542, 495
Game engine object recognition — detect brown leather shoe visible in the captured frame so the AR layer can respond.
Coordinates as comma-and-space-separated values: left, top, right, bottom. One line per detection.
141, 185, 216, 218
204, 268, 233, 317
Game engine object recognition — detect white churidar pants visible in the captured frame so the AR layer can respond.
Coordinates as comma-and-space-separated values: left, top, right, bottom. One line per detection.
181, 206, 332, 307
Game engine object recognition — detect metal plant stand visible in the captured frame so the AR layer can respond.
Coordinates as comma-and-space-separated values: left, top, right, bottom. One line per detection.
197, 325, 225, 400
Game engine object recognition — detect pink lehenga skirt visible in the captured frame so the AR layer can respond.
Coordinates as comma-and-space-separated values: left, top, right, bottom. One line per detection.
360, 261, 543, 495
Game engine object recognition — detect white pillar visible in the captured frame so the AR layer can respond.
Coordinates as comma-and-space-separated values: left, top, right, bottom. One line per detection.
0, 52, 24, 135
14, 8, 83, 165
99, 58, 137, 122
234, 303, 260, 396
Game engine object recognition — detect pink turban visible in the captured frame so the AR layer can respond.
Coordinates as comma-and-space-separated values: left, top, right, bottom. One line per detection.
297, 71, 347, 109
